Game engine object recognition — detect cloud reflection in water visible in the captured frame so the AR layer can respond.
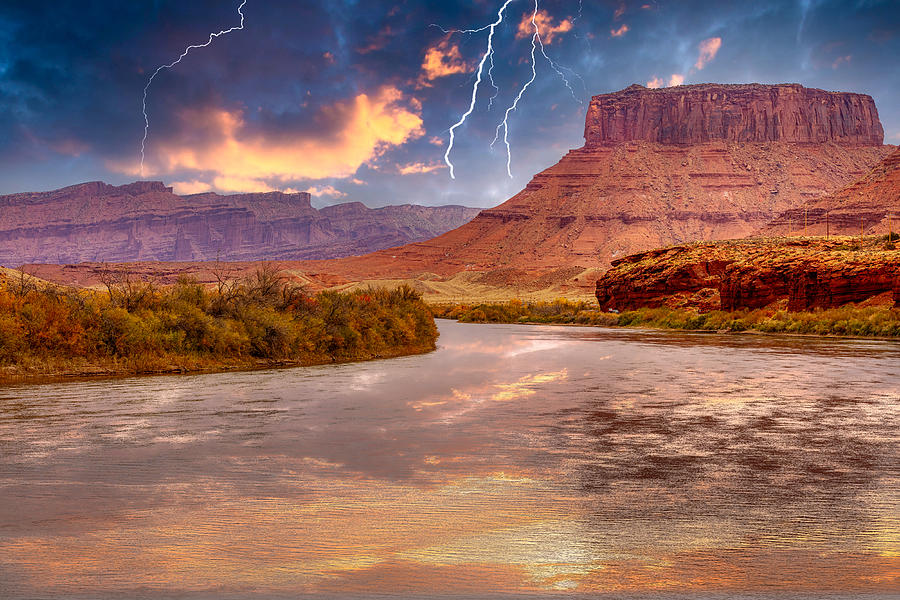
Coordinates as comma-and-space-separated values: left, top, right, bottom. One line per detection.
0, 321, 898, 596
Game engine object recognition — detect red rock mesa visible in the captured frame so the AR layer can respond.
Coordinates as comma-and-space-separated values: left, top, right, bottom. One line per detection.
292, 83, 892, 280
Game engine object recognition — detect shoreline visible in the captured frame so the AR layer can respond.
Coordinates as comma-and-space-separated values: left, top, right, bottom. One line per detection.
437, 316, 900, 343
0, 275, 439, 387
0, 343, 436, 387
7, 308, 898, 387
435, 309, 900, 342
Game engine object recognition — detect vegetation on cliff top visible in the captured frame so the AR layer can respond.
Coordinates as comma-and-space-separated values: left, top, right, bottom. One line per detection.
609, 235, 900, 273
433, 299, 900, 338
0, 266, 437, 381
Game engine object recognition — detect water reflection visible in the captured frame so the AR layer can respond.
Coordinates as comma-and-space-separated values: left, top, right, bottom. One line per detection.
0, 322, 898, 597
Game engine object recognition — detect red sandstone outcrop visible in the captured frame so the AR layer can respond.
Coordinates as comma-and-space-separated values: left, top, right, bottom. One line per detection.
0, 182, 480, 266
759, 148, 900, 236
584, 83, 884, 146
595, 239, 900, 312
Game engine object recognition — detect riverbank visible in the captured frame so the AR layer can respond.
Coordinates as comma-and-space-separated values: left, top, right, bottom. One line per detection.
431, 299, 900, 338
0, 268, 438, 383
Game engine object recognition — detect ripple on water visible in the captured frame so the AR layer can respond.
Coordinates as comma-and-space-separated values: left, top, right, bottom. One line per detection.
0, 321, 898, 597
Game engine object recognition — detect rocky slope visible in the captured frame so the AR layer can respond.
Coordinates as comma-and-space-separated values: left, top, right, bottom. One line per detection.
0, 181, 480, 266
595, 238, 900, 312
276, 83, 892, 280
759, 148, 900, 236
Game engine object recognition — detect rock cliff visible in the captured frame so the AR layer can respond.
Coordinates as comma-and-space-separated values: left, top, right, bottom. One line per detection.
0, 182, 480, 266
595, 238, 900, 312
283, 83, 892, 281
584, 83, 884, 146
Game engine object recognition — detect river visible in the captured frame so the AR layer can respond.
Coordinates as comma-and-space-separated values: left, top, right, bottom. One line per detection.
1, 321, 898, 598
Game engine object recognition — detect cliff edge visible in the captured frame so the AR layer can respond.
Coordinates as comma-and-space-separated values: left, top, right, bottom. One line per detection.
584, 83, 884, 146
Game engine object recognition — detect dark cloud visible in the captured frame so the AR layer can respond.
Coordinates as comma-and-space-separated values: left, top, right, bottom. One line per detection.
0, 0, 897, 204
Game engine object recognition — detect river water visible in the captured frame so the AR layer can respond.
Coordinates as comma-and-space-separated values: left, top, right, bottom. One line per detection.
1, 321, 898, 598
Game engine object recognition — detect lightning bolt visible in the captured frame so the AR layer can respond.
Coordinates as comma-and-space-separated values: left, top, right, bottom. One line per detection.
539, 37, 584, 104
438, 0, 582, 180
437, 0, 515, 180
492, 3, 539, 178
140, 0, 247, 177
493, 0, 581, 178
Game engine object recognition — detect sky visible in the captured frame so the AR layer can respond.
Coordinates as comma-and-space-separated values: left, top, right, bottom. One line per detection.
0, 0, 897, 208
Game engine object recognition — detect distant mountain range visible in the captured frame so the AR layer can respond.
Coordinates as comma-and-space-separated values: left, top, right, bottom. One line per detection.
0, 181, 481, 266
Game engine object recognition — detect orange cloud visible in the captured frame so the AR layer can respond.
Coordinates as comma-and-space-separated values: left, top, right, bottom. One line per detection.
646, 77, 663, 89
695, 37, 722, 70
170, 180, 212, 195
613, 3, 626, 20
211, 175, 279, 193
50, 138, 90, 157
610, 24, 630, 37
832, 54, 851, 68
303, 185, 346, 198
113, 87, 424, 193
515, 10, 573, 45
357, 25, 393, 54
419, 38, 470, 86
669, 73, 685, 86
397, 161, 445, 175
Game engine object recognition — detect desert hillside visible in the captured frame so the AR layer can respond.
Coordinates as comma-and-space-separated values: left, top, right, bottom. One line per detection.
21, 83, 896, 303
760, 148, 900, 236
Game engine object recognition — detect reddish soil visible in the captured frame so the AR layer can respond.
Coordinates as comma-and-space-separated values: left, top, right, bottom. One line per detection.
760, 148, 900, 237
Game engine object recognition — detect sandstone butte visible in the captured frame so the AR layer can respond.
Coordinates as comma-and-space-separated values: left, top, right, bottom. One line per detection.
0, 181, 480, 266
594, 237, 900, 313
279, 82, 893, 280
22, 83, 897, 295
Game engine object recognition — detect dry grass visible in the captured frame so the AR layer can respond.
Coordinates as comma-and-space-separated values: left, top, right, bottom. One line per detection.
435, 300, 900, 338
335, 269, 597, 305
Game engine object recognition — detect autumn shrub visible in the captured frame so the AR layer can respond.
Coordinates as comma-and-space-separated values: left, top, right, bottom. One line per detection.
0, 270, 437, 376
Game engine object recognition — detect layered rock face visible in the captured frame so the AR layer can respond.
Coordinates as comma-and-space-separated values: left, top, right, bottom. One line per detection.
595, 239, 900, 312
584, 83, 884, 146
0, 182, 480, 266
759, 147, 900, 236
298, 83, 891, 280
